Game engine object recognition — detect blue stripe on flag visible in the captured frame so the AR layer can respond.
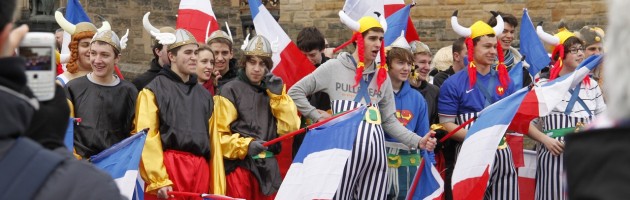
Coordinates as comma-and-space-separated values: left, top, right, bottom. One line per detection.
519, 9, 550, 77
248, 0, 262, 19
65, 0, 91, 23
509, 61, 524, 89
384, 4, 411, 46
64, 117, 73, 152
293, 107, 366, 163
91, 131, 146, 178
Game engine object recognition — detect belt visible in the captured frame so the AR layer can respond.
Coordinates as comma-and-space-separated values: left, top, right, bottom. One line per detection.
387, 153, 421, 168
544, 127, 578, 138
251, 150, 274, 159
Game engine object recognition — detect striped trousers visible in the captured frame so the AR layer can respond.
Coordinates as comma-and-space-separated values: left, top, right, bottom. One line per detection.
484, 147, 520, 200
332, 100, 388, 200
534, 139, 566, 200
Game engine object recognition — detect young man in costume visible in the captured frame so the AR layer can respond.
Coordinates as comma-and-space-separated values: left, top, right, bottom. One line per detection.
134, 29, 214, 200
527, 23, 606, 200
383, 34, 431, 200
288, 11, 437, 199
439, 11, 519, 199
211, 34, 300, 199
65, 29, 137, 159
54, 11, 110, 86
133, 12, 176, 91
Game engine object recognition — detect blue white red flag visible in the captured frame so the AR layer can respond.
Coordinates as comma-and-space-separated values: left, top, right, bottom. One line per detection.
384, 0, 420, 42
407, 150, 444, 200
384, 4, 412, 46
451, 87, 529, 200
275, 107, 366, 200
91, 131, 147, 200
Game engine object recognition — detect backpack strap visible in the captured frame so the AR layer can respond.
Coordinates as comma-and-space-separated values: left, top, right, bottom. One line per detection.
0, 137, 64, 199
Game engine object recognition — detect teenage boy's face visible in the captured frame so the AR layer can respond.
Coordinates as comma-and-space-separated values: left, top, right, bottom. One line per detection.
388, 57, 411, 82
301, 49, 323, 65
498, 23, 515, 49
170, 44, 199, 76
413, 53, 432, 81
245, 56, 268, 85
584, 42, 603, 58
473, 36, 498, 67
209, 42, 233, 74
363, 30, 384, 62
89, 42, 118, 79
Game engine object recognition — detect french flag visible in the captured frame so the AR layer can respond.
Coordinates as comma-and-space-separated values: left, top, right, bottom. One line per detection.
508, 55, 603, 134
451, 87, 529, 200
384, 4, 411, 46
275, 107, 366, 200
384, 0, 420, 42
177, 0, 219, 43
248, 0, 316, 89
406, 150, 444, 200
91, 131, 147, 200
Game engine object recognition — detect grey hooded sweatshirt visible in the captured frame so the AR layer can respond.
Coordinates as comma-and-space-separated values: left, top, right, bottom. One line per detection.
288, 52, 422, 148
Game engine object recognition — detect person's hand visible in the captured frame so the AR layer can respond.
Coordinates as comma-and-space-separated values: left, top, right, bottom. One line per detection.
212, 70, 222, 85
265, 73, 284, 95
156, 186, 173, 199
418, 130, 437, 151
316, 109, 332, 122
2, 24, 29, 57
248, 140, 268, 157
542, 136, 564, 156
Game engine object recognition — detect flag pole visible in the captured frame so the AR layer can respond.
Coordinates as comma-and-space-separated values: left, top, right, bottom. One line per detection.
263, 107, 361, 147
406, 159, 426, 200
168, 191, 244, 200
439, 116, 478, 143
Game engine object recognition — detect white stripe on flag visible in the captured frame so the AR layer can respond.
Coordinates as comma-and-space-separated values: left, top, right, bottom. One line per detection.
276, 149, 352, 200
114, 170, 139, 199
252, 4, 290, 70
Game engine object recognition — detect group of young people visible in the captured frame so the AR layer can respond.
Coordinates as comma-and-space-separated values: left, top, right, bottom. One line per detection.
0, 0, 611, 199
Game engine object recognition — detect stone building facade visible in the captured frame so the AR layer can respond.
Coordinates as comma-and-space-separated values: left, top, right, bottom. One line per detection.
17, 0, 607, 79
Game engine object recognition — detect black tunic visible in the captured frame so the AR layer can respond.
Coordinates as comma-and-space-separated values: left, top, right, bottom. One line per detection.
218, 77, 282, 195
145, 66, 213, 158
65, 76, 137, 158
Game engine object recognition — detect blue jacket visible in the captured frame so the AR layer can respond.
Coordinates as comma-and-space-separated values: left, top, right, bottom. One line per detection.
385, 81, 430, 142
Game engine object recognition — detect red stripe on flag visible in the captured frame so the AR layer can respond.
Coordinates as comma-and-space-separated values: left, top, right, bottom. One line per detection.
176, 9, 219, 43
452, 165, 490, 200
271, 43, 316, 89
508, 90, 540, 134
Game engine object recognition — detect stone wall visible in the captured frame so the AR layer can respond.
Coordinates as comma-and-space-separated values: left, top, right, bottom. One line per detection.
75, 0, 606, 79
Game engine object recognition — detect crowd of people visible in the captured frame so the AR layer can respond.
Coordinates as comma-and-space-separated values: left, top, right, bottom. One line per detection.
1, 0, 628, 199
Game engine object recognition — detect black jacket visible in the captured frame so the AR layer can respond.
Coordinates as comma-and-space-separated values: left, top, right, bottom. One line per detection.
132, 58, 162, 91
0, 57, 122, 200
